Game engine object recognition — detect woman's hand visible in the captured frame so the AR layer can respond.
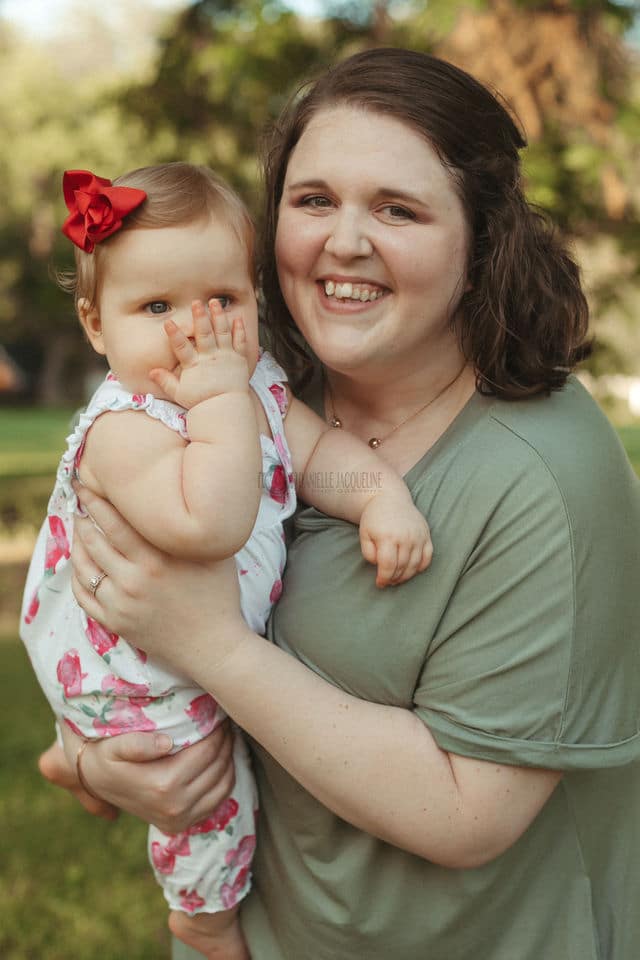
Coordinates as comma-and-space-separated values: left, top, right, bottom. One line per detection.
58, 724, 236, 834
70, 483, 245, 675
38, 740, 120, 821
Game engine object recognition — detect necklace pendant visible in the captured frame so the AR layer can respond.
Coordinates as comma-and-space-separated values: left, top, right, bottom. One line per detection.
330, 416, 343, 429
368, 437, 381, 449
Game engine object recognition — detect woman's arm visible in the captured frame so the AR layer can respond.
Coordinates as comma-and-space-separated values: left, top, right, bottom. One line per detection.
285, 396, 432, 585
72, 486, 560, 868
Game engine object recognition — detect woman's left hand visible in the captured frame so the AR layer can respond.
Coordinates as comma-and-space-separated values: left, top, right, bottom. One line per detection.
38, 740, 120, 821
71, 483, 245, 675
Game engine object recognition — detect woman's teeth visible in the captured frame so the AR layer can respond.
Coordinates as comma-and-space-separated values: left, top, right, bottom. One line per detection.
323, 280, 382, 301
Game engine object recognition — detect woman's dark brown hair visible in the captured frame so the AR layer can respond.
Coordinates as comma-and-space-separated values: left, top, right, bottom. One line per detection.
260, 47, 591, 398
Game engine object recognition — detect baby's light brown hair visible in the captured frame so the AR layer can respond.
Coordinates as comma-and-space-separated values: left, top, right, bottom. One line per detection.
59, 162, 256, 311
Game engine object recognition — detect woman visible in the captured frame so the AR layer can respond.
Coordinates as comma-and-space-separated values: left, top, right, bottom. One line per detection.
41, 49, 640, 959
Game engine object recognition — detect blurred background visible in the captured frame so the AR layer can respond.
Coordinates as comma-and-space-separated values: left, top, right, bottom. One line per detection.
1, 1, 639, 958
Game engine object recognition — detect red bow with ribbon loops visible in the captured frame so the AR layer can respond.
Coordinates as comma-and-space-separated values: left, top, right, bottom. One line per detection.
61, 170, 147, 252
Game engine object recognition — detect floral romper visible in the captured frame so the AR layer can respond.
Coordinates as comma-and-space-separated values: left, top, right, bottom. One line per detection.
20, 350, 296, 915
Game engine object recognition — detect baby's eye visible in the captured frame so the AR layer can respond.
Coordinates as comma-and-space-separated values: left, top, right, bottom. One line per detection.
145, 301, 170, 315
213, 296, 232, 309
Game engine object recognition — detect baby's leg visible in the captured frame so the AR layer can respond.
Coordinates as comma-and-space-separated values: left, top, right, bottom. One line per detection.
169, 906, 248, 960
150, 733, 257, 957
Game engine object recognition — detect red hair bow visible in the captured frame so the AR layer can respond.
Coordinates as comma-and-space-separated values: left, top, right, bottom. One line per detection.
61, 170, 147, 252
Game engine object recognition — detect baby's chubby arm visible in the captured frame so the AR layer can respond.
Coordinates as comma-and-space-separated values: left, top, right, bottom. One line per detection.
80, 303, 261, 561
285, 395, 432, 586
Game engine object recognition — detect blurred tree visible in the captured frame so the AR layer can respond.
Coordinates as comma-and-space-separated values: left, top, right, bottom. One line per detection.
0, 0, 637, 401
0, 8, 179, 402
118, 0, 639, 376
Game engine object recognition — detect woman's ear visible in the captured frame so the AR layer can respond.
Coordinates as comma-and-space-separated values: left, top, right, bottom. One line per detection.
78, 298, 106, 356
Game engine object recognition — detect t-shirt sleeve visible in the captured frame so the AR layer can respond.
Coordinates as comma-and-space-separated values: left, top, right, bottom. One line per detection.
413, 450, 640, 772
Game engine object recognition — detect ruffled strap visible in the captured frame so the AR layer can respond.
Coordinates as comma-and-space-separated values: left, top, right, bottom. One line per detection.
52, 374, 189, 515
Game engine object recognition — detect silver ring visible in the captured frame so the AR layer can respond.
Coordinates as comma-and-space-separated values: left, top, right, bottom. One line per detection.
88, 572, 107, 597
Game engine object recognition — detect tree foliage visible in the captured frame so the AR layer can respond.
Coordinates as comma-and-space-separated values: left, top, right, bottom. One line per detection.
0, 0, 638, 402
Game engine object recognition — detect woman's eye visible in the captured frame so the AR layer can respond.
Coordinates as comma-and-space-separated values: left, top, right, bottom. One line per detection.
145, 301, 170, 315
381, 204, 416, 221
301, 195, 332, 210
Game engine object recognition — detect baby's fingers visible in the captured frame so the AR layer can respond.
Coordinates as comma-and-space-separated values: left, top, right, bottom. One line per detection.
149, 367, 180, 401
231, 316, 248, 357
209, 299, 233, 349
375, 541, 400, 588
192, 299, 217, 354
419, 538, 433, 571
359, 533, 378, 567
164, 318, 195, 367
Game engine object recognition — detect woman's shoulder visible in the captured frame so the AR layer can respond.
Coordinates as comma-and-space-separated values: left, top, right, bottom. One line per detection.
416, 376, 636, 505
483, 376, 638, 505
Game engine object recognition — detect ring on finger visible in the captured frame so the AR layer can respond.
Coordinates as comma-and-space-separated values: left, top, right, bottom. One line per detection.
88, 572, 107, 597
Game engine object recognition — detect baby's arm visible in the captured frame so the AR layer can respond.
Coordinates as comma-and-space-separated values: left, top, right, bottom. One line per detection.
285, 396, 432, 586
79, 304, 261, 561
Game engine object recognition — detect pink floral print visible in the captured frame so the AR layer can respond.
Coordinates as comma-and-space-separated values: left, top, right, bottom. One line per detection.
225, 834, 256, 870
85, 617, 119, 658
220, 866, 250, 909
185, 693, 219, 736
268, 382, 288, 415
92, 699, 157, 736
44, 516, 70, 575
23, 590, 40, 624
269, 579, 283, 603
151, 833, 191, 875
267, 464, 287, 504
100, 674, 152, 701
57, 649, 88, 697
179, 888, 206, 913
187, 797, 239, 835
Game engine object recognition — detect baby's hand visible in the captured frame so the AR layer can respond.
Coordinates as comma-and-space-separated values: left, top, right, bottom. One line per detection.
359, 493, 432, 588
149, 299, 250, 409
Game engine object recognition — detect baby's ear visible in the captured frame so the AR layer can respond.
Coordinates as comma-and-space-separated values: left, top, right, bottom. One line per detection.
77, 298, 106, 356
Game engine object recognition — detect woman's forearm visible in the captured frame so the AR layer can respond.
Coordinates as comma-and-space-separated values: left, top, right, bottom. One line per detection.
178, 624, 560, 868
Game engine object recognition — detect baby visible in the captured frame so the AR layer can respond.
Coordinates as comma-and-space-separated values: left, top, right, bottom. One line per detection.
21, 162, 431, 959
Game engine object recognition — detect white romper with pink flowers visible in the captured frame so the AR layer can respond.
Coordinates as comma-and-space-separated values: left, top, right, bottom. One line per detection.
20, 350, 296, 916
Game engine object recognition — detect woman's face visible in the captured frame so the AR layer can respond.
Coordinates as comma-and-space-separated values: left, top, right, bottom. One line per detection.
275, 105, 470, 379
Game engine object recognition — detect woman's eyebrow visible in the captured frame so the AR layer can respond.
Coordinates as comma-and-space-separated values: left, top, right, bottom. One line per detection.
372, 186, 432, 207
284, 179, 330, 192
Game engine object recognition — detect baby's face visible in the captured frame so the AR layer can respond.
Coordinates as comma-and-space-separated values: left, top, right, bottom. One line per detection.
87, 217, 259, 398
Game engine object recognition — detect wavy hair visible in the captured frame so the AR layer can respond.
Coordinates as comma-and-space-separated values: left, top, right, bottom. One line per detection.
260, 48, 591, 398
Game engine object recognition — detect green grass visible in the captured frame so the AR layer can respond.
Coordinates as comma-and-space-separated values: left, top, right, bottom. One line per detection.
0, 407, 76, 478
0, 640, 170, 960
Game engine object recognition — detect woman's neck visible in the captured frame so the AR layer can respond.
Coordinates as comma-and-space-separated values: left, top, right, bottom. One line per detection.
322, 354, 477, 470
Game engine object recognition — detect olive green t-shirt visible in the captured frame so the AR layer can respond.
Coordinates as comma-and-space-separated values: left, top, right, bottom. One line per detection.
240, 378, 640, 960
172, 378, 640, 960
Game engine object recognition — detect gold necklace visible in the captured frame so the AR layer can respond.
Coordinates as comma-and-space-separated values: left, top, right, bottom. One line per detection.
326, 365, 468, 449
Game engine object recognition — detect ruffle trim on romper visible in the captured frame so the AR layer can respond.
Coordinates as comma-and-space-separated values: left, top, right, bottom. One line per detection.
50, 374, 189, 517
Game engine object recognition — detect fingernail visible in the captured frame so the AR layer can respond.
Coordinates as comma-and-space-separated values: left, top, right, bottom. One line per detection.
154, 734, 173, 752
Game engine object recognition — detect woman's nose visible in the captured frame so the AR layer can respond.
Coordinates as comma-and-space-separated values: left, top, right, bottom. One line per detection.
324, 211, 373, 260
